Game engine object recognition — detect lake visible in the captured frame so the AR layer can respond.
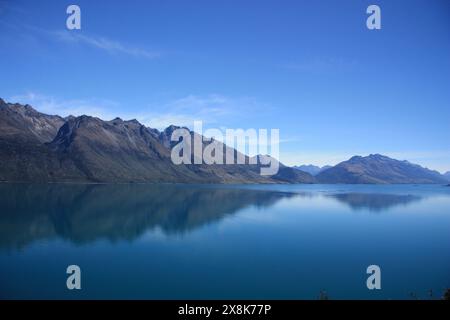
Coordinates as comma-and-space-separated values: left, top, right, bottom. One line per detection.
0, 183, 449, 299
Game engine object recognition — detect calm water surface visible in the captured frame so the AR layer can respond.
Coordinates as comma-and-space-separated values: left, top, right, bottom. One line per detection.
0, 183, 449, 299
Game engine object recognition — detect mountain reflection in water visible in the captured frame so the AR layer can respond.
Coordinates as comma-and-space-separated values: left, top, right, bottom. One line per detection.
0, 184, 425, 249
328, 193, 422, 212
0, 184, 295, 248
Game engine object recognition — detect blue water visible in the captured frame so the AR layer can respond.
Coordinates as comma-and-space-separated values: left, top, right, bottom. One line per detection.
0, 183, 449, 299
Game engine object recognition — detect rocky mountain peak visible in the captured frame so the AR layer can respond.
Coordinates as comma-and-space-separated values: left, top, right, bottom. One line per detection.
164, 125, 180, 135
0, 99, 65, 143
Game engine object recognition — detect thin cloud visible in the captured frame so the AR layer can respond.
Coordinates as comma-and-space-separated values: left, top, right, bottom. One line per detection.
7, 92, 259, 131
1, 21, 161, 59
140, 94, 259, 130
8, 92, 121, 120
53, 30, 161, 59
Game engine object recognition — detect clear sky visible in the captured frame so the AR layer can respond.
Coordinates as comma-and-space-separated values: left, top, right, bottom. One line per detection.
1, 0, 449, 172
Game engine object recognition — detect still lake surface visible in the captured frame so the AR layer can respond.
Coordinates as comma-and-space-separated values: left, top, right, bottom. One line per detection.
0, 183, 449, 299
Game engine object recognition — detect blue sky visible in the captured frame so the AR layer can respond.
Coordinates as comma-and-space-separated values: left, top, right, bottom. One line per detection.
1, 0, 449, 171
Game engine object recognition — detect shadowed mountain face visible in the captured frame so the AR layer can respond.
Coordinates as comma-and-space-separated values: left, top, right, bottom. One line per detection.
0, 99, 314, 183
0, 184, 296, 249
316, 154, 448, 184
0, 99, 85, 181
47, 115, 203, 183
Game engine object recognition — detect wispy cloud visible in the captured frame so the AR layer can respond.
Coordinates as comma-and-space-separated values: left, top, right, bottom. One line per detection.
8, 92, 121, 120
139, 94, 260, 130
53, 30, 161, 59
0, 20, 161, 59
7, 92, 258, 131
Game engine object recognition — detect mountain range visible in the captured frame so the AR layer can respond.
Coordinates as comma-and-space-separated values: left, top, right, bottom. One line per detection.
0, 98, 314, 183
0, 98, 448, 184
293, 164, 332, 176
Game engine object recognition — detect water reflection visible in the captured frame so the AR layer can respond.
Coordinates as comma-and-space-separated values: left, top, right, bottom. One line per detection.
328, 193, 422, 212
0, 184, 427, 249
0, 184, 294, 249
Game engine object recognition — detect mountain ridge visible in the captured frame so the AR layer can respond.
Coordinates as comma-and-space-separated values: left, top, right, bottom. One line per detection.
0, 98, 448, 184
316, 154, 447, 184
0, 99, 314, 184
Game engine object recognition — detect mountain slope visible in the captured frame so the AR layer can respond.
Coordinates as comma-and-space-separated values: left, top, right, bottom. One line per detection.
0, 98, 64, 143
48, 115, 199, 182
0, 99, 86, 182
316, 154, 447, 184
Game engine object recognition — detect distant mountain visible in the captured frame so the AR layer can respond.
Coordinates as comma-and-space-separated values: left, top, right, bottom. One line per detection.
294, 164, 332, 176
444, 171, 450, 182
316, 154, 448, 184
0, 99, 314, 184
